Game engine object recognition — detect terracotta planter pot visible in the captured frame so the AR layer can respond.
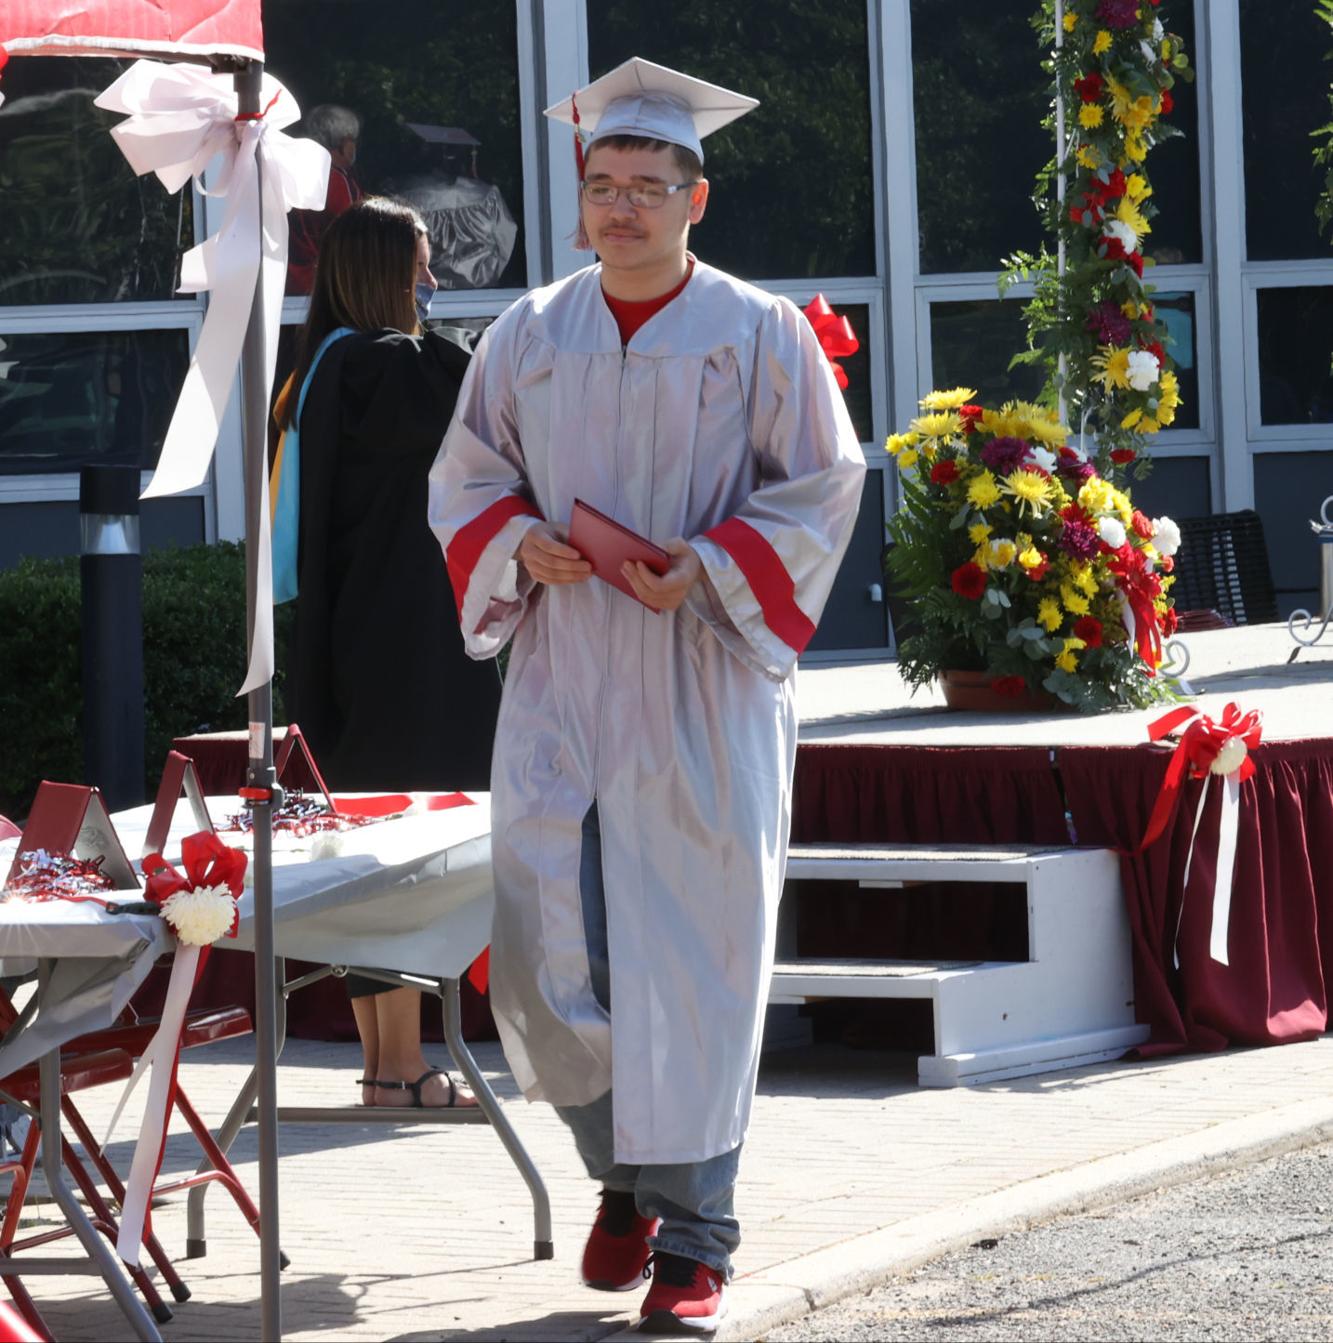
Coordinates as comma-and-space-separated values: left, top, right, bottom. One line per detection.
937, 668, 1061, 713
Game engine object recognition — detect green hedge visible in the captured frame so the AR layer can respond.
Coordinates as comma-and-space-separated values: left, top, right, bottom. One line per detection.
0, 542, 292, 820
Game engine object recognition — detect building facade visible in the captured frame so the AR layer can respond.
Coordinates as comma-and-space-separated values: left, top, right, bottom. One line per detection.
2, 0, 1330, 655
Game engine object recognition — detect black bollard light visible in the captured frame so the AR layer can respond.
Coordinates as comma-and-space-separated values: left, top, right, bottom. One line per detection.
79, 464, 145, 810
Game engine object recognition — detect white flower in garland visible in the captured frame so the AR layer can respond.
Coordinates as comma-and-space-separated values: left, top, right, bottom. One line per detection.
1103, 218, 1140, 255
1030, 445, 1058, 472
1098, 516, 1128, 549
1153, 515, 1182, 558
1126, 350, 1161, 391
160, 883, 237, 947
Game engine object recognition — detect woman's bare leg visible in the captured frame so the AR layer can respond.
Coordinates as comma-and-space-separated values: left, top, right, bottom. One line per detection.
371, 986, 477, 1107
350, 994, 380, 1107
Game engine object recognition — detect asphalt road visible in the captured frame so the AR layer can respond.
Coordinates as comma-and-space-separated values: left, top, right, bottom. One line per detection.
764, 1140, 1333, 1342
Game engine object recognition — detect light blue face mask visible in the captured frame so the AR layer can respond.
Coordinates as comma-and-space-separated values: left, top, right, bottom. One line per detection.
414, 282, 435, 328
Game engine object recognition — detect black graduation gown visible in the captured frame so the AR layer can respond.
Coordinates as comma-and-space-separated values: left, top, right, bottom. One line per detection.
287, 328, 500, 792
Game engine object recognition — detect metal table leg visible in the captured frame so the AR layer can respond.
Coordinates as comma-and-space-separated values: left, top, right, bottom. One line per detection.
33, 961, 162, 1341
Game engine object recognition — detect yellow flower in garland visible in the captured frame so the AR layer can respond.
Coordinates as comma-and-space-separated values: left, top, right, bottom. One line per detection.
898, 447, 919, 470
1005, 401, 1068, 446
1093, 30, 1112, 55
1079, 104, 1105, 130
1126, 173, 1151, 203
1063, 10, 1078, 32
1092, 347, 1131, 392
1140, 415, 1161, 434
886, 431, 919, 458
1061, 584, 1091, 617
1018, 544, 1045, 572
1076, 144, 1101, 170
919, 386, 977, 411
909, 411, 963, 441
1002, 469, 1055, 517
1123, 133, 1148, 164
988, 538, 1018, 570
1037, 597, 1063, 633
1157, 369, 1180, 426
967, 470, 1001, 509
1121, 407, 1144, 430
1055, 636, 1087, 674
1108, 78, 1157, 134
979, 406, 1034, 441
1109, 487, 1133, 525
1114, 194, 1151, 242
1071, 563, 1099, 598
968, 522, 993, 546
1078, 478, 1115, 515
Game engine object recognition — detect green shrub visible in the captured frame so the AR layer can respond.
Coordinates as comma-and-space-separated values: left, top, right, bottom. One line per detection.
0, 542, 292, 820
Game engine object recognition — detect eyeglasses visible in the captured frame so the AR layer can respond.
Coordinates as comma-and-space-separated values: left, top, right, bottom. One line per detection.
580, 180, 700, 209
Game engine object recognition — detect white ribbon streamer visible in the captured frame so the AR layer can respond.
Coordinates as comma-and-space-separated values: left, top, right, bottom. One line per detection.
114, 942, 201, 1268
1173, 770, 1242, 969
94, 61, 329, 692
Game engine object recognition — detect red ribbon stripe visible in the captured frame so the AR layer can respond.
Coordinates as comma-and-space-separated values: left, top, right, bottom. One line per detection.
704, 517, 817, 654
445, 495, 543, 619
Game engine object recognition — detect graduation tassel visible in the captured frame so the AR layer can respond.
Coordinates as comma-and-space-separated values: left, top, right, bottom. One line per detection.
571, 91, 591, 251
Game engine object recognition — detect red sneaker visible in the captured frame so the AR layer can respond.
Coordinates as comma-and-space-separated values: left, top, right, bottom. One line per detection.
580, 1189, 658, 1292
639, 1252, 727, 1333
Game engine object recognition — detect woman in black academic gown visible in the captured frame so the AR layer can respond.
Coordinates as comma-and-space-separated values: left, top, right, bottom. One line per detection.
281, 196, 499, 1108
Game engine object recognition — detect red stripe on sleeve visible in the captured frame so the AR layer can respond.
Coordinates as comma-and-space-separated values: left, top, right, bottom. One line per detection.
703, 516, 817, 654
445, 495, 542, 619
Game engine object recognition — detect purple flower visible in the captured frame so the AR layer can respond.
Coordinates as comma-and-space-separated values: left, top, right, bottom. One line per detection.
1056, 454, 1097, 487
980, 437, 1032, 475
1096, 0, 1141, 29
1059, 519, 1101, 560
1087, 301, 1133, 347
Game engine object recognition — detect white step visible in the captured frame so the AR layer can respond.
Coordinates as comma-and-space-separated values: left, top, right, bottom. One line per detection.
785, 842, 1078, 885
770, 957, 1004, 1002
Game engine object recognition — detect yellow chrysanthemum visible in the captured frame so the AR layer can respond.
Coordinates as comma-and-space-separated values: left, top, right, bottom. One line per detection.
1140, 416, 1162, 434
1002, 469, 1054, 517
1093, 30, 1112, 55
1037, 597, 1063, 633
1055, 637, 1087, 674
919, 386, 977, 411
1120, 300, 1139, 319
1109, 489, 1133, 526
1072, 564, 1098, 598
1079, 104, 1105, 130
1114, 194, 1151, 241
1061, 585, 1091, 617
1076, 144, 1101, 170
968, 522, 993, 546
1063, 10, 1078, 31
1158, 369, 1180, 419
898, 448, 919, 470
1078, 479, 1114, 515
885, 431, 919, 457
1018, 545, 1044, 571
1126, 173, 1151, 203
972, 544, 990, 571
1108, 78, 1157, 133
988, 539, 1018, 570
1124, 134, 1148, 163
1092, 347, 1131, 392
967, 471, 1001, 509
909, 411, 963, 440
1121, 408, 1144, 430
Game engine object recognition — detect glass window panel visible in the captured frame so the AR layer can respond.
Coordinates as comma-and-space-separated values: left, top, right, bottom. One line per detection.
928, 299, 1046, 406
586, 1, 876, 279
790, 301, 873, 443
1141, 4, 1200, 265
1254, 452, 1333, 612
911, 2, 1049, 274
1257, 287, 1333, 425
1128, 456, 1210, 527
0, 58, 194, 306
0, 330, 189, 475
264, 0, 527, 294
1153, 290, 1200, 431
808, 469, 888, 651
1241, 0, 1330, 261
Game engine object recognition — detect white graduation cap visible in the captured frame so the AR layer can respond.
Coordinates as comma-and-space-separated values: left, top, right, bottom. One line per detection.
544, 56, 758, 164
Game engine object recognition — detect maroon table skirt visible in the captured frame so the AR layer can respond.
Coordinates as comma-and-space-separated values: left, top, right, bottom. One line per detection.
792, 739, 1333, 1054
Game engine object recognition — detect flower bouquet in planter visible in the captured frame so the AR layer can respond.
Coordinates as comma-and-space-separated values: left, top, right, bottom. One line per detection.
886, 388, 1181, 713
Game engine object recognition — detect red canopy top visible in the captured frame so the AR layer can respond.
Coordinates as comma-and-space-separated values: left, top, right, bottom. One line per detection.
2, 1, 262, 63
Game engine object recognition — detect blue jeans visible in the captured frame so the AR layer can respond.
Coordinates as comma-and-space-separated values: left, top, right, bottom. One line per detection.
554, 803, 742, 1279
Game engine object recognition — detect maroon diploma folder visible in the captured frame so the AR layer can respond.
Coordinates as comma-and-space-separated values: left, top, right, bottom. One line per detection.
569, 498, 671, 607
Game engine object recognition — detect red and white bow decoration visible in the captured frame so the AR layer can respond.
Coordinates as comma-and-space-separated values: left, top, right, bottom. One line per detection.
803, 294, 859, 390
1138, 703, 1263, 968
109, 833, 246, 1268
94, 60, 330, 695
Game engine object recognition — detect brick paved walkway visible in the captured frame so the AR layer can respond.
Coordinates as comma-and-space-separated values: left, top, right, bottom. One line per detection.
13, 1032, 1333, 1340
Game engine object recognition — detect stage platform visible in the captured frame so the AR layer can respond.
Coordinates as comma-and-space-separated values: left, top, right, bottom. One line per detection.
799, 622, 1333, 747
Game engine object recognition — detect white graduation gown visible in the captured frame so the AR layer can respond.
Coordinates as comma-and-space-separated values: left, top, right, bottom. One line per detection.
428, 259, 865, 1164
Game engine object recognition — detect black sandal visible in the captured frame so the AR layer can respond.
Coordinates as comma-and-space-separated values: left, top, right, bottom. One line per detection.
356, 1076, 380, 1106
376, 1068, 464, 1108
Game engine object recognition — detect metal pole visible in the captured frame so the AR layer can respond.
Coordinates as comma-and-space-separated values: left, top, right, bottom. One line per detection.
1054, 0, 1068, 424
234, 57, 283, 1343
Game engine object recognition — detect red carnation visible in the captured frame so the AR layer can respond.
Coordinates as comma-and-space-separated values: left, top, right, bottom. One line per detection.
1075, 72, 1105, 103
1102, 235, 1128, 262
951, 563, 987, 601
1073, 615, 1104, 648
1161, 606, 1178, 636
1160, 90, 1173, 115
991, 676, 1027, 698
930, 459, 960, 485
1128, 251, 1144, 277
1139, 339, 1166, 364
1025, 560, 1051, 582
1160, 555, 1174, 573
959, 404, 985, 433
1104, 168, 1127, 199
1110, 448, 1137, 465
1131, 509, 1155, 539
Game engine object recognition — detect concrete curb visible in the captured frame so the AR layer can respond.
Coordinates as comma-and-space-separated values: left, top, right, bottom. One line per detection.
683, 1094, 1333, 1341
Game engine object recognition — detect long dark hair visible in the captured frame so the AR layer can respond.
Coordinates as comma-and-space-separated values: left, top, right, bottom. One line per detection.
284, 196, 425, 427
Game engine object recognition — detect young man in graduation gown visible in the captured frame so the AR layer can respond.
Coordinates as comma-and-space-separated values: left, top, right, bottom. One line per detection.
429, 58, 865, 1333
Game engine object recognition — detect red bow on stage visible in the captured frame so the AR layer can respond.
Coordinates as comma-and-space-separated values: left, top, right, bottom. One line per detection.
802, 294, 858, 390
142, 831, 245, 939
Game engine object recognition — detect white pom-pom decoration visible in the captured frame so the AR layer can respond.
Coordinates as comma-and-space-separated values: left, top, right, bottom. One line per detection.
310, 831, 345, 863
1098, 516, 1128, 548
160, 883, 237, 946
1210, 735, 1249, 777
1126, 350, 1161, 391
1153, 515, 1181, 558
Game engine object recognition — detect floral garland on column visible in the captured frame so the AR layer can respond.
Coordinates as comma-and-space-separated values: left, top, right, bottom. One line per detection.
1315, 0, 1333, 237
1001, 0, 1192, 480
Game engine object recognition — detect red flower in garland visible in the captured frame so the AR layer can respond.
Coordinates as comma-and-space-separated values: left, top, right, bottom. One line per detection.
951, 562, 987, 601
1160, 91, 1173, 116
1073, 616, 1105, 648
930, 459, 960, 485
959, 404, 985, 433
1139, 339, 1166, 364
1131, 509, 1155, 539
1103, 168, 1127, 200
991, 676, 1028, 698
1025, 560, 1051, 582
1110, 448, 1137, 465
1162, 606, 1179, 636
1075, 72, 1105, 103
1160, 555, 1175, 573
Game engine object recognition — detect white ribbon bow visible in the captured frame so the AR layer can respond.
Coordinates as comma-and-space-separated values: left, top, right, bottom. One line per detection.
95, 60, 330, 692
